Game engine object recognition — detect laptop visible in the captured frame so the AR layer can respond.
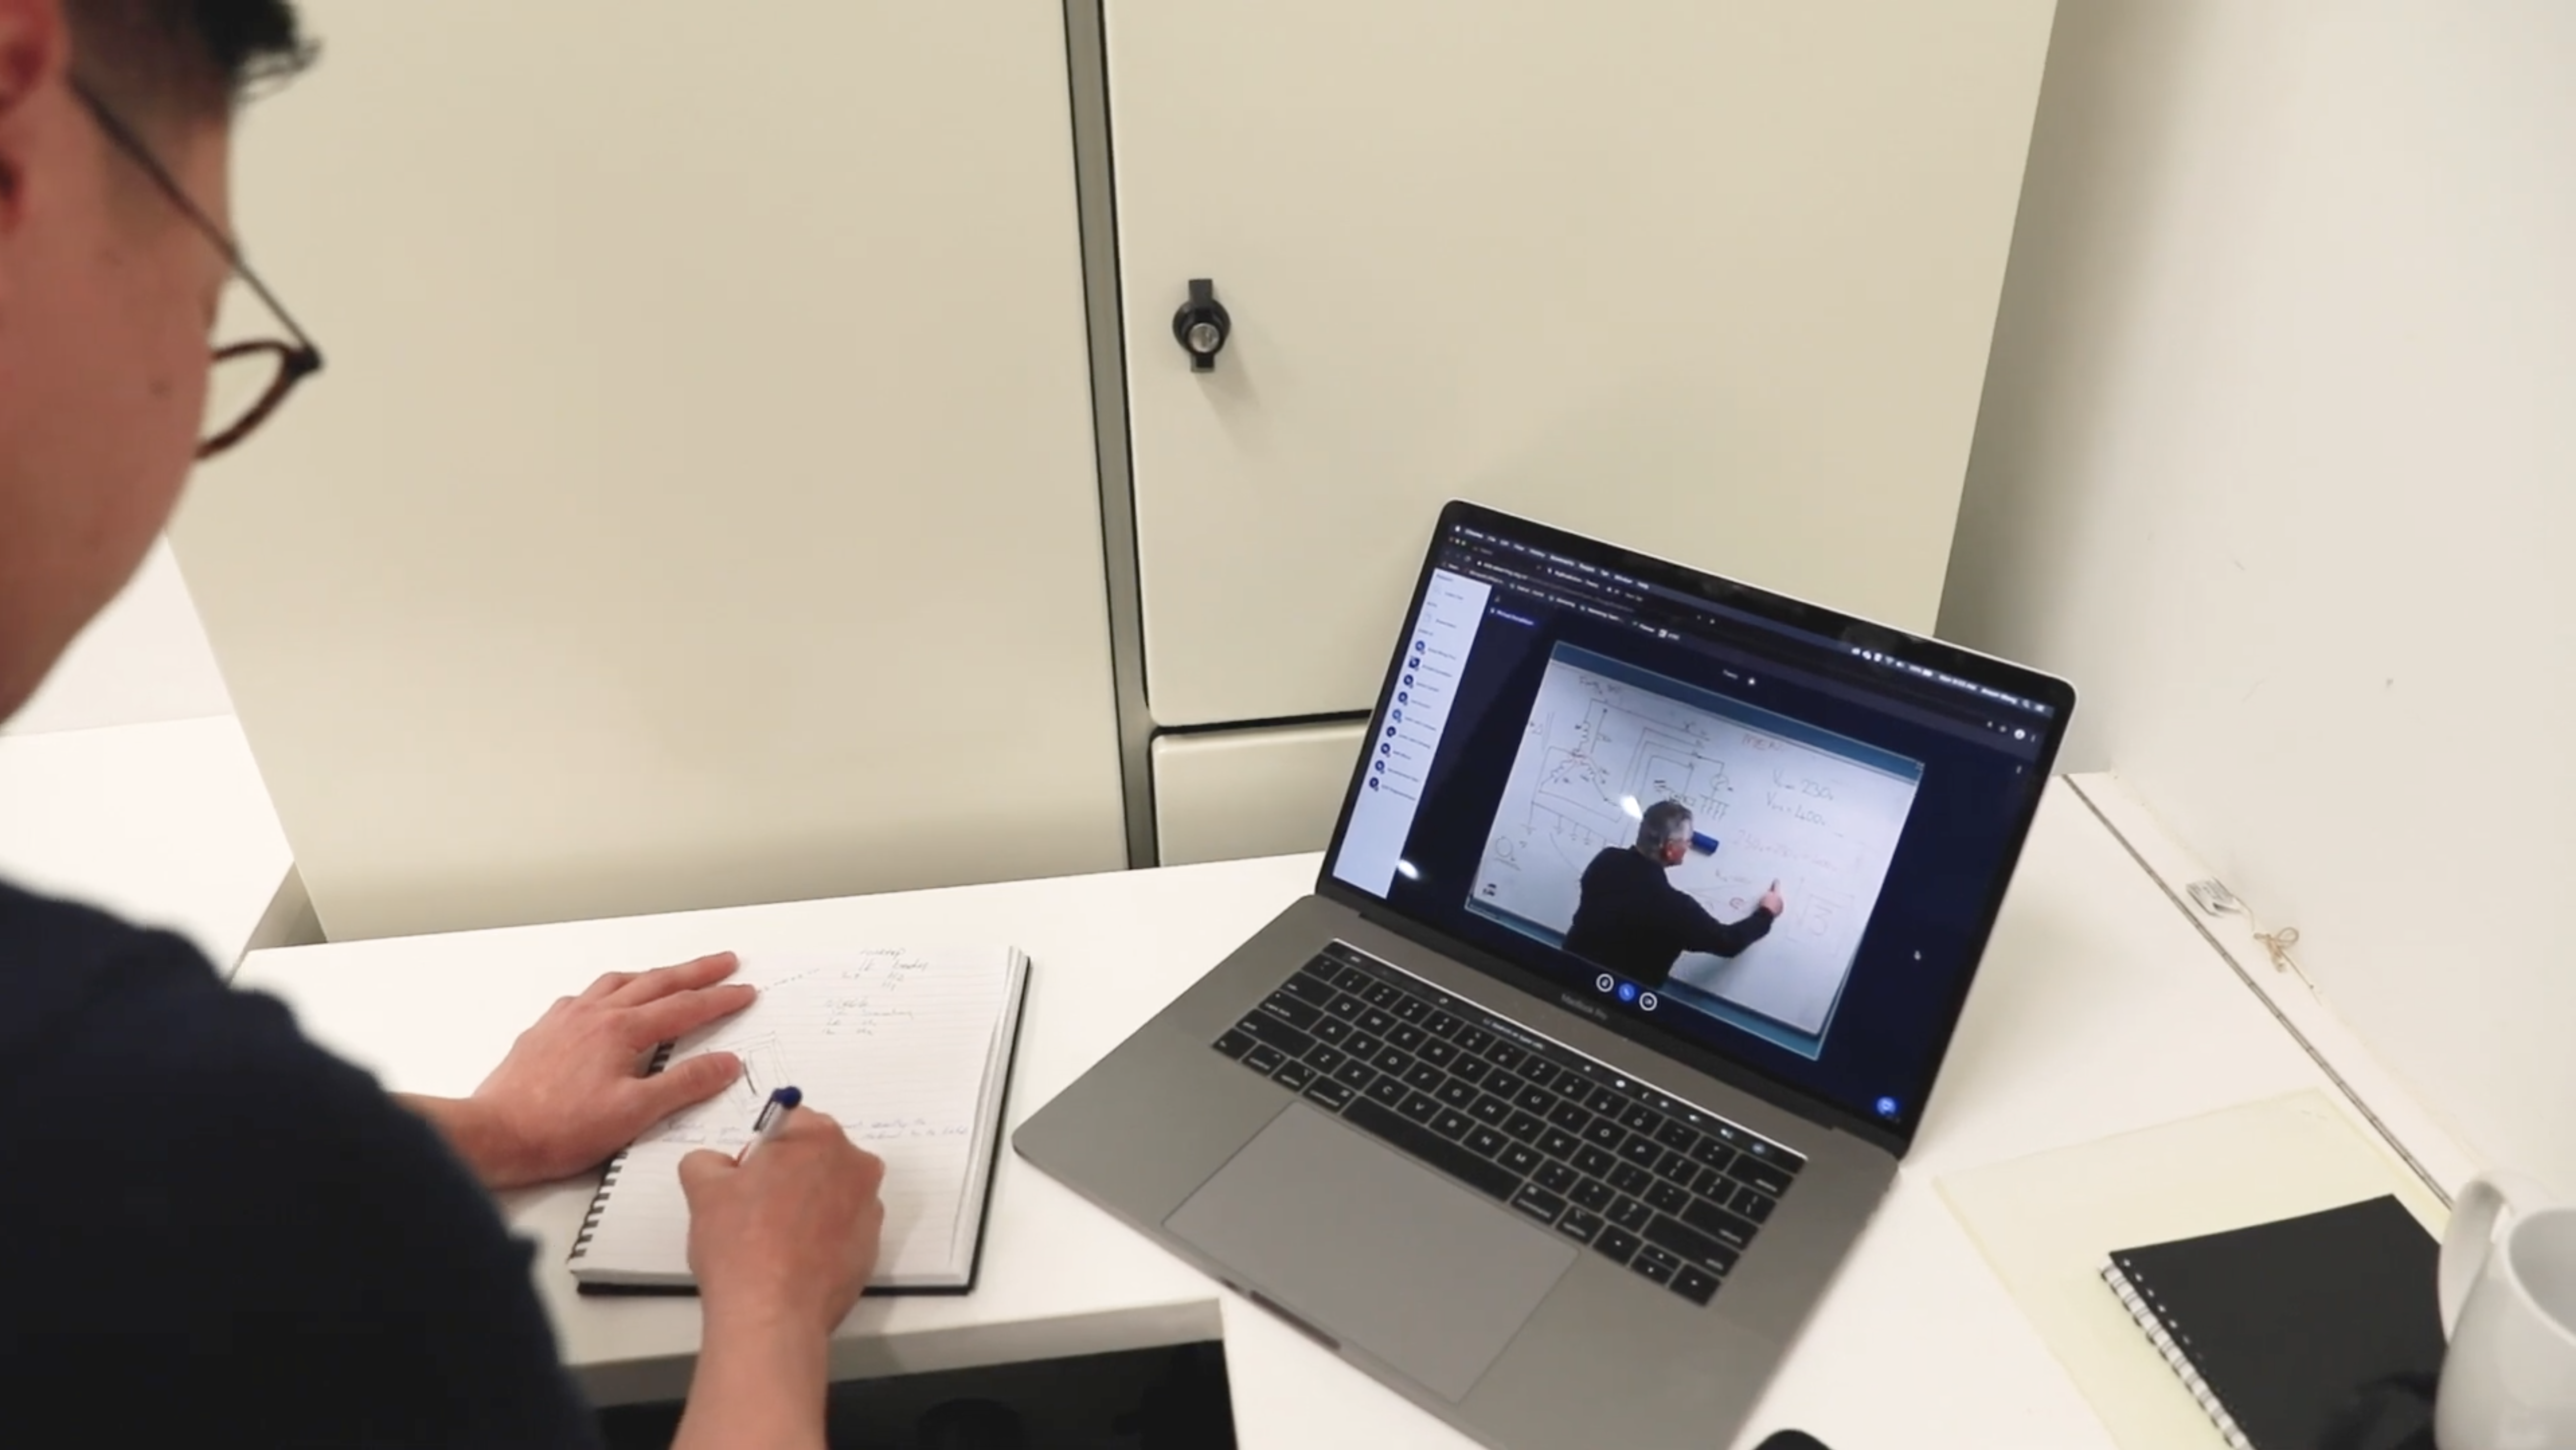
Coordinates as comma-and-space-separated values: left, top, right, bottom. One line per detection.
1015, 500, 2074, 1448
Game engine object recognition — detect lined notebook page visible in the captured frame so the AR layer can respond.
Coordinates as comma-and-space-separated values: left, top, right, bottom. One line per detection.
572, 947, 1014, 1286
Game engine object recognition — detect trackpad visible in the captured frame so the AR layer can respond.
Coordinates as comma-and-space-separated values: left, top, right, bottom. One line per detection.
1166, 1102, 1575, 1403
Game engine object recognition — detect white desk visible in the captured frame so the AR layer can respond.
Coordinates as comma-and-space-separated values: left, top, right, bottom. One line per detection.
0, 716, 296, 971
235, 779, 2376, 1448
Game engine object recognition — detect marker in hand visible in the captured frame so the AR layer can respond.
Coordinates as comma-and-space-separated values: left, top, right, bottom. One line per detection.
736, 1085, 802, 1164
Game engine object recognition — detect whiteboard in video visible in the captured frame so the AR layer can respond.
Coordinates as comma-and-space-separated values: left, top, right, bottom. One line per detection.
1469, 646, 1922, 1040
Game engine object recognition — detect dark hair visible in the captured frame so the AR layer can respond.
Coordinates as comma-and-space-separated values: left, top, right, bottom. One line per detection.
1636, 800, 1693, 852
66, 0, 311, 115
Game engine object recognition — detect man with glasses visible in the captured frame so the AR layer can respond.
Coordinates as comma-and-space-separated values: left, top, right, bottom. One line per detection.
0, 4, 884, 1444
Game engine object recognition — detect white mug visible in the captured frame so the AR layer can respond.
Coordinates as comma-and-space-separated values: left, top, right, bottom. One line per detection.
2436, 1171, 2576, 1450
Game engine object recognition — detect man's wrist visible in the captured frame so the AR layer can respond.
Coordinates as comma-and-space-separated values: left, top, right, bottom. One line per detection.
397, 1093, 538, 1190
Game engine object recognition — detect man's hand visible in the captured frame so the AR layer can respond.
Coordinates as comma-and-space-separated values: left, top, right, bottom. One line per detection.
680, 1108, 886, 1336
402, 952, 757, 1191
1759, 881, 1785, 916
670, 1108, 885, 1450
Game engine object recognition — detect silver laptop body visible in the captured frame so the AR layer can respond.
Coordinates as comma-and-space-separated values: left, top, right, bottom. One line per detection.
1017, 501, 2073, 1449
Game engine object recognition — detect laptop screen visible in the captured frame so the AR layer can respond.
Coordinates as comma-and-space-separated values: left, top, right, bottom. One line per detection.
1321, 504, 2073, 1137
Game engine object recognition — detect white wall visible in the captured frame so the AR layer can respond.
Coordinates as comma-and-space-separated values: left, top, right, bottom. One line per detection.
1944, 2, 2576, 1191
4, 540, 232, 735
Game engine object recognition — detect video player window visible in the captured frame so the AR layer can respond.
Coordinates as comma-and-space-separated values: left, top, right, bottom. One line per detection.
1466, 643, 1921, 1060
1327, 513, 2065, 1133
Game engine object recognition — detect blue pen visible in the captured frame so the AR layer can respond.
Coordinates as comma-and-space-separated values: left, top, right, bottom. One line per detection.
736, 1085, 802, 1164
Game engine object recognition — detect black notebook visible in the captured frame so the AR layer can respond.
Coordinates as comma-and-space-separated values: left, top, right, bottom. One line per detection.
2100, 1196, 2444, 1450
569, 947, 1030, 1294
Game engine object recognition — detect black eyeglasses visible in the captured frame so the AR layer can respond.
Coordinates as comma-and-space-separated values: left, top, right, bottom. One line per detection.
71, 78, 322, 460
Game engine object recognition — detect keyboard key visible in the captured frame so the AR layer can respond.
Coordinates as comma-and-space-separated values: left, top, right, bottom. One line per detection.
1655, 1150, 1697, 1184
1405, 1063, 1445, 1092
1554, 1208, 1603, 1245
1689, 1139, 1736, 1171
1418, 1038, 1458, 1068
1534, 1160, 1578, 1194
1362, 981, 1400, 1008
1424, 1011, 1462, 1039
1431, 1108, 1474, 1140
1245, 1044, 1287, 1074
1655, 1119, 1701, 1152
1237, 1013, 1314, 1058
1341, 1030, 1377, 1058
1366, 1075, 1408, 1107
1514, 1084, 1557, 1115
1569, 1176, 1614, 1211
1465, 1125, 1508, 1158
1359, 1008, 1396, 1035
1729, 1156, 1794, 1199
1538, 1129, 1581, 1161
1333, 1060, 1377, 1090
1304, 1044, 1346, 1074
1643, 1214, 1742, 1276
1388, 1023, 1428, 1051
1272, 1060, 1316, 1091
1593, 1225, 1641, 1265
1341, 1097, 1519, 1200
1619, 1135, 1662, 1168
1499, 1143, 1542, 1177
1485, 1041, 1527, 1071
1303, 1077, 1354, 1110
1311, 1017, 1352, 1045
1262, 993, 1323, 1030
1693, 1166, 1734, 1200
1584, 1119, 1627, 1151
1436, 1080, 1480, 1109
1485, 1070, 1525, 1100
1618, 1103, 1663, 1136
1450, 1057, 1491, 1086
1574, 1146, 1617, 1178
1606, 1196, 1651, 1231
1212, 1030, 1253, 1060
1375, 1046, 1413, 1075
1630, 1255, 1674, 1287
1279, 971, 1336, 1006
1548, 1101, 1593, 1133
1329, 962, 1374, 991
1586, 1086, 1628, 1116
1733, 1187, 1776, 1223
1679, 1198, 1760, 1251
1390, 995, 1430, 1024
1501, 1111, 1545, 1144
1323, 993, 1364, 1021
1397, 1091, 1440, 1124
1609, 1163, 1654, 1196
1518, 1060, 1560, 1090
1510, 1183, 1567, 1225
1743, 1139, 1805, 1178
1454, 1026, 1495, 1054
1644, 1180, 1690, 1216
1469, 1095, 1511, 1127
1672, 1265, 1721, 1306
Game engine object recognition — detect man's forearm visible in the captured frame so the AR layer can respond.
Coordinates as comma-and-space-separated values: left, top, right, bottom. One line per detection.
395, 1093, 541, 1192
673, 1309, 831, 1450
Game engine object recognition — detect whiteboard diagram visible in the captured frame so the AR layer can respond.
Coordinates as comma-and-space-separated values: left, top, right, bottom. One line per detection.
1469, 646, 1921, 1042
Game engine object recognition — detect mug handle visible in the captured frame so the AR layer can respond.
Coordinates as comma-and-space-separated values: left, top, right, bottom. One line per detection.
2438, 1171, 2552, 1336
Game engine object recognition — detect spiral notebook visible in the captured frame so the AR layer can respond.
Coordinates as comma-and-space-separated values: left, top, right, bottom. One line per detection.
2099, 1196, 2445, 1450
569, 946, 1031, 1294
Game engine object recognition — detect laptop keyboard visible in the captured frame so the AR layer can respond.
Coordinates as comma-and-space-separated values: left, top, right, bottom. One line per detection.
1210, 942, 1802, 1309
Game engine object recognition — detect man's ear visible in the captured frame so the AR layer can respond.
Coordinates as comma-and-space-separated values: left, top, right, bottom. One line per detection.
0, 0, 70, 220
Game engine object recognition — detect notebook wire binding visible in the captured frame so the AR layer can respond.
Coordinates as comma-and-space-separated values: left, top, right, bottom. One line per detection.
568, 1040, 676, 1263
2103, 1260, 2254, 1450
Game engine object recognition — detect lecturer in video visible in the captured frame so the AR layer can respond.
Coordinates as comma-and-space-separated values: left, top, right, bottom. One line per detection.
1561, 802, 1785, 988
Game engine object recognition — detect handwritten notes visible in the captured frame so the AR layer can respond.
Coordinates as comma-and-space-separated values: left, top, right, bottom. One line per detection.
570, 946, 1023, 1288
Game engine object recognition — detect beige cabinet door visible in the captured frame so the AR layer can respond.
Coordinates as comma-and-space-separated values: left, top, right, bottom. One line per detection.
176, 1, 1124, 938
1108, 0, 2055, 727
1153, 723, 1366, 867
